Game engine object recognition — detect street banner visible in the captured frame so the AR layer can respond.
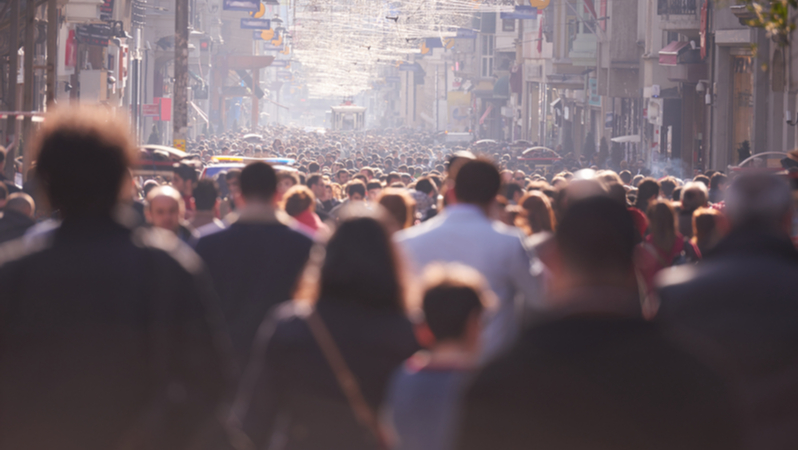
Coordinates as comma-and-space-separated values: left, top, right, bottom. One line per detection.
500, 5, 538, 20
455, 28, 477, 39
223, 0, 259, 11
76, 23, 111, 46
241, 18, 271, 29
142, 104, 160, 117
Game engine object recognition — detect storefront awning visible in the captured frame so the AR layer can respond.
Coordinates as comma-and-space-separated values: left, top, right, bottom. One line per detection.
659, 41, 690, 66
610, 134, 641, 143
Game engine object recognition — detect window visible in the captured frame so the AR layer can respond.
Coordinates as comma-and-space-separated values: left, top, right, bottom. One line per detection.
480, 12, 496, 34
481, 34, 494, 78
502, 19, 515, 32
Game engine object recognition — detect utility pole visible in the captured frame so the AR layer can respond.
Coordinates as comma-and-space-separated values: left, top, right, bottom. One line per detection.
21, 0, 34, 179
173, 0, 189, 151
4, 0, 18, 180
45, 0, 57, 107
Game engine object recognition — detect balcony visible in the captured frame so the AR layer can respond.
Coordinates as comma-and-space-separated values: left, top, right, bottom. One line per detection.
658, 0, 697, 15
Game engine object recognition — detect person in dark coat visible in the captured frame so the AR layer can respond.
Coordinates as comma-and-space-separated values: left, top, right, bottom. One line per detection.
454, 196, 742, 450
0, 107, 234, 450
194, 162, 314, 370
0, 192, 35, 244
232, 213, 418, 450
657, 172, 797, 450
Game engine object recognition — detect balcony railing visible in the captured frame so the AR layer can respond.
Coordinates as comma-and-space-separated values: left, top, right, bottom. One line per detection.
657, 0, 697, 15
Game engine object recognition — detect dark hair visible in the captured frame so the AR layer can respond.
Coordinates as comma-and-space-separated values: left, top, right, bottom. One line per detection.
710, 173, 728, 191
306, 173, 323, 188
35, 107, 135, 218
415, 177, 436, 195
505, 183, 523, 200
659, 177, 677, 198
318, 217, 404, 312
518, 191, 555, 234
0, 148, 5, 164
240, 162, 277, 201
422, 271, 485, 341
0, 181, 7, 201
556, 196, 636, 276
193, 178, 219, 211
366, 180, 382, 191
619, 170, 632, 184
346, 180, 366, 198
693, 174, 710, 188
173, 163, 198, 183
308, 162, 320, 173
455, 159, 501, 205
635, 178, 660, 211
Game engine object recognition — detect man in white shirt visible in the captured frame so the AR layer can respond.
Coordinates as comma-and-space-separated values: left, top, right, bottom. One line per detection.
396, 159, 544, 356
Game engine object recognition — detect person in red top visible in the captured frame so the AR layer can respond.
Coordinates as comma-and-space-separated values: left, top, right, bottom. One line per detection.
283, 184, 328, 237
635, 200, 699, 317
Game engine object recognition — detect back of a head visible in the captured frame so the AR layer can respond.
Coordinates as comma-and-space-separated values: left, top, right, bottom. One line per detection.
455, 159, 500, 205
346, 180, 366, 198
647, 200, 677, 247
659, 177, 677, 198
519, 191, 554, 234
725, 172, 792, 233
240, 162, 277, 201
5, 192, 35, 218
379, 188, 415, 230
619, 170, 632, 184
680, 181, 708, 212
415, 177, 435, 195
420, 263, 490, 342
556, 196, 636, 279
35, 107, 135, 218
284, 185, 314, 217
193, 178, 219, 211
319, 216, 403, 312
636, 178, 660, 206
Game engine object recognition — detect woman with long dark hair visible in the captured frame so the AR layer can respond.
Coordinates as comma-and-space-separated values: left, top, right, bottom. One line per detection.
232, 214, 418, 450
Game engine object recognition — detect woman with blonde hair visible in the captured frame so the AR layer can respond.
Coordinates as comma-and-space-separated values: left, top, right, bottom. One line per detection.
691, 207, 729, 256
379, 188, 416, 234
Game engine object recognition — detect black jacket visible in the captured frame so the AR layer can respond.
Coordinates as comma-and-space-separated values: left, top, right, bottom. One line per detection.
0, 209, 35, 244
456, 293, 742, 450
0, 218, 234, 450
235, 300, 418, 450
194, 211, 313, 368
657, 230, 798, 450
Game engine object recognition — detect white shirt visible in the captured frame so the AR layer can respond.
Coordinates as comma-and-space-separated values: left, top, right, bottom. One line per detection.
395, 203, 544, 356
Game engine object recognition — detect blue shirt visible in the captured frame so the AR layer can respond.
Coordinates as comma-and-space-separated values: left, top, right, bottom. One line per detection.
386, 361, 469, 450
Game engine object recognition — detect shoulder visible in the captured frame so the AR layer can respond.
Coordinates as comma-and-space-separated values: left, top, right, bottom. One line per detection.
131, 226, 205, 276
395, 213, 446, 243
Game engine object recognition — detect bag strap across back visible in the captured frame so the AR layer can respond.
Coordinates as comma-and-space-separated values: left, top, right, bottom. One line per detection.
304, 309, 388, 450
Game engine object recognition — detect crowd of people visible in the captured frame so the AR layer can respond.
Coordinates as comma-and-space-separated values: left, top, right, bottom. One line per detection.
0, 107, 796, 450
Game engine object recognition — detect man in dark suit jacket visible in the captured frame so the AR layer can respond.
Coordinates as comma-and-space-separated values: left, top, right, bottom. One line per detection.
0, 108, 233, 450
455, 196, 742, 450
658, 173, 797, 450
195, 162, 313, 370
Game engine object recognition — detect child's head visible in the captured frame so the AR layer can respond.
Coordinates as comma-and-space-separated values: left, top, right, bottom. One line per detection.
416, 263, 495, 351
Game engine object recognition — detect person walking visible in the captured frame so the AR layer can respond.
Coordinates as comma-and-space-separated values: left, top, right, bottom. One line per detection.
395, 159, 543, 356
454, 196, 742, 450
232, 215, 418, 450
194, 162, 314, 370
0, 107, 234, 450
657, 173, 798, 450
